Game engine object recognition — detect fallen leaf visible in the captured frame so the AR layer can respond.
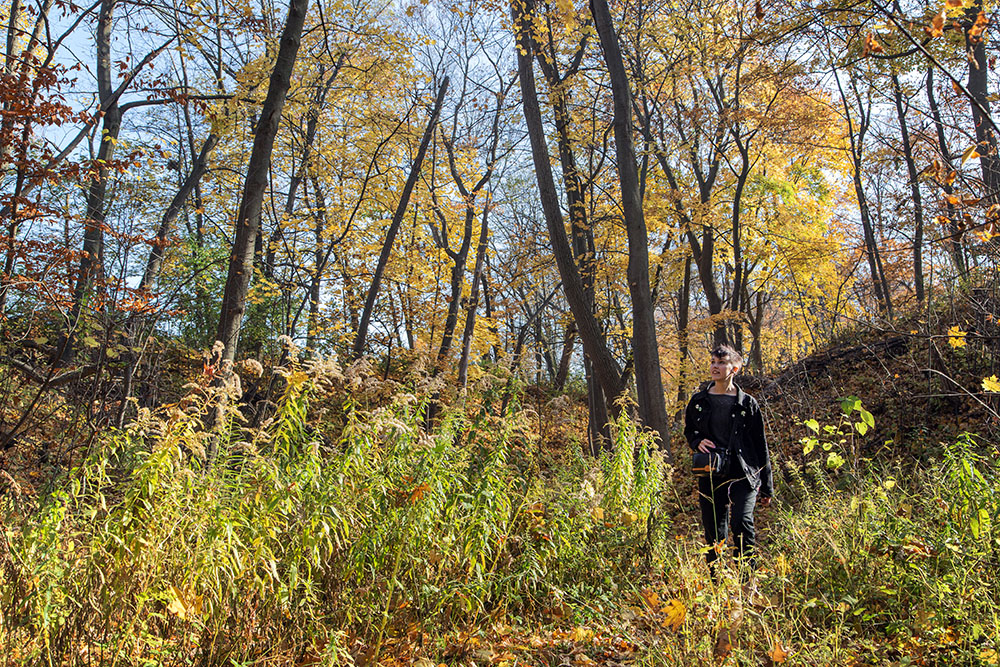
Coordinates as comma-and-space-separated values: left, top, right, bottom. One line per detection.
983, 375, 1000, 393
663, 599, 686, 631
714, 625, 732, 660
767, 640, 789, 663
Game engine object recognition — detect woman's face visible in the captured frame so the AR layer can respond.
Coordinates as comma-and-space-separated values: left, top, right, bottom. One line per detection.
709, 356, 739, 381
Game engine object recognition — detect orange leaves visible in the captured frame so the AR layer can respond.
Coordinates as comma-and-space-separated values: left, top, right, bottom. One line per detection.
754, 0, 765, 20
969, 11, 989, 43
766, 640, 790, 664
862, 33, 884, 57
408, 482, 430, 503
925, 7, 947, 38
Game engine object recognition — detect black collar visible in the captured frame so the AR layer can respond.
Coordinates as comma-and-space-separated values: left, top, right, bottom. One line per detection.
693, 382, 748, 405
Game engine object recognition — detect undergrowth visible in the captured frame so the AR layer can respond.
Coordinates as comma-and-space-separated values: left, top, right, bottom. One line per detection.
0, 358, 997, 666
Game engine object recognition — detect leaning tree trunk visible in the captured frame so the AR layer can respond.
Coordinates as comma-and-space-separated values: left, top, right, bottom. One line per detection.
890, 73, 925, 304
926, 67, 967, 276
590, 0, 670, 450
141, 133, 219, 291
214, 0, 310, 363
352, 77, 449, 359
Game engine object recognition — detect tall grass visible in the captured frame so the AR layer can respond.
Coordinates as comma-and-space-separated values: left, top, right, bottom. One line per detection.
0, 362, 663, 665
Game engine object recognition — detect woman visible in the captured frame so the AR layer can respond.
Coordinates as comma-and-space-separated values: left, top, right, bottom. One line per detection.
684, 344, 773, 574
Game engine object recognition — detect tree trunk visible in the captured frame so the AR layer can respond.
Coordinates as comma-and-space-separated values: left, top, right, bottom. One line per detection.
835, 67, 891, 318
964, 0, 1000, 201
926, 67, 967, 276
61, 0, 119, 363
140, 133, 219, 291
676, 255, 691, 404
352, 77, 449, 359
215, 0, 310, 362
591, 0, 669, 449
457, 201, 491, 388
553, 322, 575, 391
890, 72, 925, 304
511, 0, 625, 412
306, 175, 327, 352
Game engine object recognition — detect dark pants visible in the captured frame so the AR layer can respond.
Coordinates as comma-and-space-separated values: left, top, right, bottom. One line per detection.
698, 474, 758, 571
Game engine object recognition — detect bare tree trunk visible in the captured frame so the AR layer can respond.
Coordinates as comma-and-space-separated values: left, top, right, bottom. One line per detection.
61, 0, 120, 363
215, 0, 310, 362
835, 66, 891, 318
591, 0, 669, 450
140, 133, 219, 291
352, 77, 449, 359
553, 322, 575, 391
306, 175, 327, 352
676, 255, 691, 403
457, 201, 491, 388
891, 72, 925, 304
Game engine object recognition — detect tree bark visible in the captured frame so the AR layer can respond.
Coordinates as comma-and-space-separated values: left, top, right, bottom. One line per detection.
351, 77, 449, 359
215, 0, 310, 362
591, 0, 669, 449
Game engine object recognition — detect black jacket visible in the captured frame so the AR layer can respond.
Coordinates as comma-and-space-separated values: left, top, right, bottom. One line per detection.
684, 383, 773, 497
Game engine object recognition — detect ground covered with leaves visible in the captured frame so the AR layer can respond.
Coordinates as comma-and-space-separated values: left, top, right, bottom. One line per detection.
1, 352, 998, 666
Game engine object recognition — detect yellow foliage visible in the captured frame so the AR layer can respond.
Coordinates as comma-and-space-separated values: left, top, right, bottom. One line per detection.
947, 326, 967, 348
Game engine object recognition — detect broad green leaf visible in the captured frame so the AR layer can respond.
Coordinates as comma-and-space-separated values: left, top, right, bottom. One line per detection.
804, 418, 819, 433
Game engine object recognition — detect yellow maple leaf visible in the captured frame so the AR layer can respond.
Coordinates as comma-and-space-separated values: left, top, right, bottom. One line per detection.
662, 599, 686, 631
947, 325, 967, 348
983, 375, 1000, 393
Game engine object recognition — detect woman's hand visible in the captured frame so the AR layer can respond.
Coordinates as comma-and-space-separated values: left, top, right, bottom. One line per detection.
697, 439, 715, 453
